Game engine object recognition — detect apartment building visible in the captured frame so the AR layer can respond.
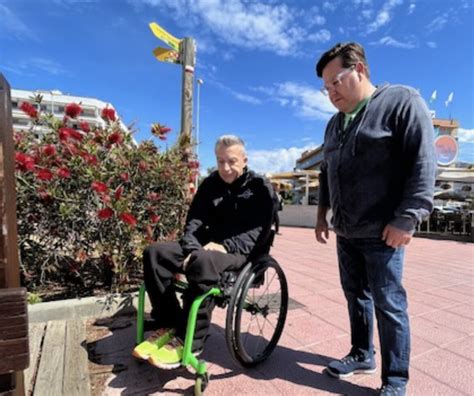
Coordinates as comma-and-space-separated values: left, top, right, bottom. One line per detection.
11, 89, 128, 137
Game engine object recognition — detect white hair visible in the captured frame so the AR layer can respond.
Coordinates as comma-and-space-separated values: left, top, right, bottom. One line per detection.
215, 135, 246, 152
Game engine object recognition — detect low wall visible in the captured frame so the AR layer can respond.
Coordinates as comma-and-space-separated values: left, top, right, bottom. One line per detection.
279, 204, 320, 228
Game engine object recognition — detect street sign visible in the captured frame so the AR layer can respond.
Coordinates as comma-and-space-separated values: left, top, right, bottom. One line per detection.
153, 47, 180, 64
149, 22, 181, 51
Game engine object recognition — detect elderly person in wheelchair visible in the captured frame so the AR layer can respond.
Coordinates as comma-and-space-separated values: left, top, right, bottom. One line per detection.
133, 135, 280, 371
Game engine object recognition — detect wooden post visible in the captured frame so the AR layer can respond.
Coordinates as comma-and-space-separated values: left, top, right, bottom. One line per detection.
0, 74, 27, 395
180, 38, 195, 139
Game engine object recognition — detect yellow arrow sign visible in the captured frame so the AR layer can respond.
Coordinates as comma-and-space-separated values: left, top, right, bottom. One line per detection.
149, 22, 181, 51
153, 47, 180, 64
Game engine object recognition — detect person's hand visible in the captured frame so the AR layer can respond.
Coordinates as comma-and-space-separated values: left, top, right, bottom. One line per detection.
382, 224, 412, 248
315, 218, 329, 244
202, 242, 227, 253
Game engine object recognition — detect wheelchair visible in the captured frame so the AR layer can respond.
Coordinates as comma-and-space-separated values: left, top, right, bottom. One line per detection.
135, 247, 288, 395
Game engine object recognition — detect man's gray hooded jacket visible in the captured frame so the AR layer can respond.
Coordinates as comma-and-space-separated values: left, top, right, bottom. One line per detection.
318, 84, 436, 238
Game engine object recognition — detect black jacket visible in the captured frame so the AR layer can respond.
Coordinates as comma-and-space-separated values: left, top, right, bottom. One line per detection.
179, 168, 274, 257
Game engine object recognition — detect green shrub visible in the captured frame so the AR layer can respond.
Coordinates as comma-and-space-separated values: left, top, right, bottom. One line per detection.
15, 96, 197, 299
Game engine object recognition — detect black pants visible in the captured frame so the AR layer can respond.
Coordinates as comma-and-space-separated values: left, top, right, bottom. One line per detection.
143, 241, 247, 350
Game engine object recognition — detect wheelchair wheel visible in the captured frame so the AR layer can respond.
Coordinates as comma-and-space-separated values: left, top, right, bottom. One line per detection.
225, 257, 288, 367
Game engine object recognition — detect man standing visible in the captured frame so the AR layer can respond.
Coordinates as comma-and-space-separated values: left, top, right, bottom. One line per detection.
133, 135, 274, 369
314, 42, 436, 396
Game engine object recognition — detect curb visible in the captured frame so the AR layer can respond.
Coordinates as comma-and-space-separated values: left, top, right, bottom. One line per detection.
27, 292, 151, 323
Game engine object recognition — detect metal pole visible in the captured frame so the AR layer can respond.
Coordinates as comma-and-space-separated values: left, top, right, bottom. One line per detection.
305, 173, 309, 205
180, 38, 195, 139
196, 79, 203, 156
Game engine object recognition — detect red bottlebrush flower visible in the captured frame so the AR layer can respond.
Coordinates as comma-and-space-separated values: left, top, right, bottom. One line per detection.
37, 189, 53, 203
68, 144, 80, 156
138, 161, 148, 171
119, 172, 129, 182
37, 168, 53, 181
188, 160, 200, 169
59, 127, 82, 142
151, 123, 172, 140
64, 103, 82, 118
101, 107, 116, 122
43, 144, 56, 156
79, 121, 90, 132
69, 129, 83, 141
150, 214, 161, 224
119, 212, 137, 227
147, 192, 161, 201
57, 167, 71, 178
58, 127, 71, 141
80, 152, 98, 166
114, 185, 124, 201
15, 152, 36, 171
101, 194, 111, 204
108, 131, 123, 145
91, 180, 108, 194
97, 208, 114, 220
19, 102, 38, 118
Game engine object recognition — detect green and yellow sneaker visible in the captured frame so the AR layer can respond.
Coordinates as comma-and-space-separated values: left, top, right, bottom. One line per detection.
132, 328, 175, 360
148, 336, 184, 370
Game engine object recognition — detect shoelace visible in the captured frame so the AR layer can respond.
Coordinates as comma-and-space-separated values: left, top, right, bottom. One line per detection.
148, 328, 171, 342
340, 355, 356, 365
379, 385, 402, 395
164, 336, 183, 350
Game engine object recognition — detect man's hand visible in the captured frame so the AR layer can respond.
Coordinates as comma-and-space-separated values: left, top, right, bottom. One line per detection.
382, 224, 413, 248
315, 218, 329, 244
202, 242, 227, 253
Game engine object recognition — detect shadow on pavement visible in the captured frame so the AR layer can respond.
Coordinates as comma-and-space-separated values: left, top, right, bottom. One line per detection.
86, 308, 375, 395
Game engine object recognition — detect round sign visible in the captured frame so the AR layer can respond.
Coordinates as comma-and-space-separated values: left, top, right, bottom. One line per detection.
434, 135, 458, 166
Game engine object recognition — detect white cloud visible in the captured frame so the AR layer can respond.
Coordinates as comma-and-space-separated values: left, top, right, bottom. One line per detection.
457, 128, 474, 143
361, 10, 373, 19
211, 80, 262, 105
133, 0, 323, 56
259, 81, 337, 121
426, 41, 437, 48
323, 2, 337, 12
1, 58, 67, 76
407, 3, 416, 14
426, 14, 449, 33
0, 4, 39, 42
370, 36, 417, 49
248, 145, 317, 174
366, 0, 403, 34
355, 0, 373, 5
307, 29, 331, 44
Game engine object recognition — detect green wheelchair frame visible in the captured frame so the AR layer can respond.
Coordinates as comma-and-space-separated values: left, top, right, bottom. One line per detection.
136, 255, 288, 395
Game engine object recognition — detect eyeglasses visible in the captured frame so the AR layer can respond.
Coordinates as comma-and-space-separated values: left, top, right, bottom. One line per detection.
320, 65, 355, 96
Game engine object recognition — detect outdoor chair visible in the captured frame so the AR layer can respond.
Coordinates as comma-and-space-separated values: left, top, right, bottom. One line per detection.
135, 233, 288, 395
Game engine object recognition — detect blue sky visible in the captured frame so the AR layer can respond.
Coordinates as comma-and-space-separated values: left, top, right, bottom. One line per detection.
1, 0, 473, 173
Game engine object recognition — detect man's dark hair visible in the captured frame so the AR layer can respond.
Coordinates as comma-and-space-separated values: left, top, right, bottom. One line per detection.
316, 42, 370, 78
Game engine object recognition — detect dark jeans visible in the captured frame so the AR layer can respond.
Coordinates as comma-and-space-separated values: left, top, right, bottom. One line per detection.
143, 241, 247, 350
336, 236, 410, 387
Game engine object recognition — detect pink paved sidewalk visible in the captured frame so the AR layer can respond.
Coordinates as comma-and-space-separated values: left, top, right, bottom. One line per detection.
94, 227, 473, 395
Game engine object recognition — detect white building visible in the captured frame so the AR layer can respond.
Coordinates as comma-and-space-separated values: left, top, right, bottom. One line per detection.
11, 89, 128, 138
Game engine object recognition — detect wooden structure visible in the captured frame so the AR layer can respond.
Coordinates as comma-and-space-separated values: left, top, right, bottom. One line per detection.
0, 74, 28, 395
25, 319, 90, 396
